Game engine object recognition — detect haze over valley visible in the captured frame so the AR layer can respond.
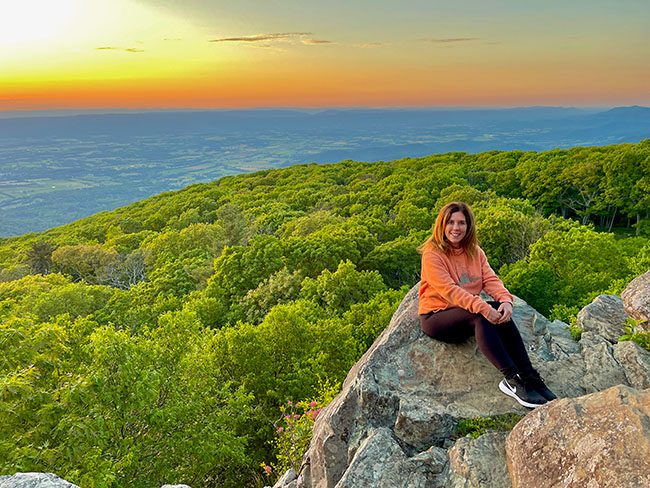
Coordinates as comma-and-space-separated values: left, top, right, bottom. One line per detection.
1, 106, 649, 237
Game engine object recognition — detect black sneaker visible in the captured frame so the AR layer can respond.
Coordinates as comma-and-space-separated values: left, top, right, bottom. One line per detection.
498, 374, 547, 408
523, 371, 558, 401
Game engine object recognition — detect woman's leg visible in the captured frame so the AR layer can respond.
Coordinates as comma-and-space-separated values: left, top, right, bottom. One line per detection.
484, 302, 557, 400
420, 307, 475, 343
421, 305, 548, 407
485, 301, 535, 375
420, 307, 518, 377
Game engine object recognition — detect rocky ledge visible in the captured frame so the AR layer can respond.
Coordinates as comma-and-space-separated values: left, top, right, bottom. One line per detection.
272, 272, 650, 488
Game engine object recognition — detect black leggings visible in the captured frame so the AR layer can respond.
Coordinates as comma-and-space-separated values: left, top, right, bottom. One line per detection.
420, 301, 533, 378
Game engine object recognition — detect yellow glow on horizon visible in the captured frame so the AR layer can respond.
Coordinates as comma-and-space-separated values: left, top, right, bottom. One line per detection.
0, 1, 647, 110
2, 54, 648, 112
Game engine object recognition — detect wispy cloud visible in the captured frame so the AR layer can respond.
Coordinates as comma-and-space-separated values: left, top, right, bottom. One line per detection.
356, 42, 383, 49
301, 38, 332, 45
249, 44, 277, 50
95, 46, 144, 53
209, 32, 333, 46
209, 32, 312, 43
421, 37, 480, 44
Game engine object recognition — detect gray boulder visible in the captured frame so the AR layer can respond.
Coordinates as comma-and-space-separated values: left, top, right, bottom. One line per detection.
622, 269, 650, 327
270, 469, 297, 488
0, 476, 193, 488
506, 384, 650, 488
0, 473, 79, 488
274, 283, 650, 488
576, 294, 627, 343
447, 431, 510, 488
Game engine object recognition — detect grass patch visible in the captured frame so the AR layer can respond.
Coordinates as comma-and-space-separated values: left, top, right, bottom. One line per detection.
568, 321, 583, 341
619, 318, 650, 351
455, 413, 525, 439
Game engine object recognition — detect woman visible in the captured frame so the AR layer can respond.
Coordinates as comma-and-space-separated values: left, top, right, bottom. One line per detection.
418, 201, 556, 408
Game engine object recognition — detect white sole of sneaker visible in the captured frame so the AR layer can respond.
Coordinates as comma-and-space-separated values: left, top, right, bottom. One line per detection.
498, 380, 545, 409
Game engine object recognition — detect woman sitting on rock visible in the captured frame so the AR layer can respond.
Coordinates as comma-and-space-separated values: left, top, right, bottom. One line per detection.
418, 201, 557, 408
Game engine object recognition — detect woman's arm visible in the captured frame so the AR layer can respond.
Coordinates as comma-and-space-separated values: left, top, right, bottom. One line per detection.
422, 251, 494, 319
478, 248, 514, 305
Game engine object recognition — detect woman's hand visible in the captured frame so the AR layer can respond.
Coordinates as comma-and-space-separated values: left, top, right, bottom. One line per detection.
486, 307, 502, 324
497, 302, 513, 323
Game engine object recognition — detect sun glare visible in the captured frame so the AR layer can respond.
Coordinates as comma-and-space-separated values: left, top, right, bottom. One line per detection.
0, 0, 80, 44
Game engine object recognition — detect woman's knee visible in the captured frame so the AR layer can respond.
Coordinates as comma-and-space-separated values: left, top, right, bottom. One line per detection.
420, 316, 472, 343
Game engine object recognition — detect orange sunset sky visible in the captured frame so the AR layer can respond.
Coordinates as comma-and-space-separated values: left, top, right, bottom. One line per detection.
1, 0, 649, 111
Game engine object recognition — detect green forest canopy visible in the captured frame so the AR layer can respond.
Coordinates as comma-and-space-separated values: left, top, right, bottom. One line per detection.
0, 141, 649, 487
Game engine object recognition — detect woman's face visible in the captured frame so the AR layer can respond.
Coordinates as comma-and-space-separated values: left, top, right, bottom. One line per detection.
445, 211, 467, 248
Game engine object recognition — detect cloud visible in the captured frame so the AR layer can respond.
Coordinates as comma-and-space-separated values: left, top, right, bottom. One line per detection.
96, 46, 144, 53
301, 38, 332, 45
421, 37, 480, 44
209, 32, 312, 43
208, 32, 333, 47
356, 42, 383, 49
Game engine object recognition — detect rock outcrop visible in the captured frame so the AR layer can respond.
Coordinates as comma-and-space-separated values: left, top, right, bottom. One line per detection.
281, 279, 650, 488
0, 475, 191, 488
576, 294, 627, 343
447, 431, 510, 488
0, 473, 80, 488
622, 269, 650, 327
506, 385, 650, 488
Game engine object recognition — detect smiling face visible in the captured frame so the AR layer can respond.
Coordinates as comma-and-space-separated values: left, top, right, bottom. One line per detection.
444, 211, 468, 248
427, 201, 477, 255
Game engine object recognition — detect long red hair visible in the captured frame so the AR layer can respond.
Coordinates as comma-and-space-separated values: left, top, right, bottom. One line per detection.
419, 201, 478, 258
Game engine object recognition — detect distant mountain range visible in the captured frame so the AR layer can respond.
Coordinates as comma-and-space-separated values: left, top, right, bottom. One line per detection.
1, 105, 646, 134
0, 106, 649, 237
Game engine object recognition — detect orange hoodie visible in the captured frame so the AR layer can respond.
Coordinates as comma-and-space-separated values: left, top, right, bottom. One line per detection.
418, 245, 513, 319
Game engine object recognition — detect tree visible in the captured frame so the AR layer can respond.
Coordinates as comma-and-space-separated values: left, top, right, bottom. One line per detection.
501, 260, 559, 316
474, 200, 550, 268
340, 287, 407, 353
516, 150, 572, 216
239, 267, 304, 324
26, 240, 55, 274
216, 204, 254, 246
277, 210, 344, 239
209, 234, 285, 301
300, 260, 387, 315
52, 245, 119, 284
208, 299, 357, 465
502, 224, 635, 317
100, 250, 147, 290
603, 144, 650, 233
0, 310, 256, 488
284, 223, 376, 277
360, 231, 427, 289
142, 223, 226, 268
558, 149, 605, 225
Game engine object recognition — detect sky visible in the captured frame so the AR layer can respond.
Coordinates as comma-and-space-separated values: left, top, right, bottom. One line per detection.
1, 0, 649, 111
